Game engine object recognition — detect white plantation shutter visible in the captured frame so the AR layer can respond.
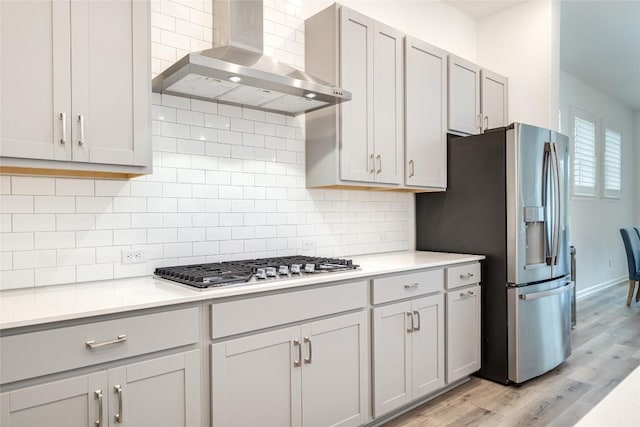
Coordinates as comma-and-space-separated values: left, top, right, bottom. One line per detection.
571, 110, 597, 196
603, 127, 622, 198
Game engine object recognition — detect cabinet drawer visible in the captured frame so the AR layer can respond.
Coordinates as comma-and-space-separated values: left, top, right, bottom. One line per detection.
1, 306, 199, 384
211, 281, 367, 339
446, 263, 481, 289
372, 269, 443, 305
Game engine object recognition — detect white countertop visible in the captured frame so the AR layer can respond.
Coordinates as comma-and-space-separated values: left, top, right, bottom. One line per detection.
0, 251, 483, 330
576, 365, 640, 426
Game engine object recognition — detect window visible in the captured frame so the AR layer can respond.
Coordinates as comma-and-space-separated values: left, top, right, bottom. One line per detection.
570, 108, 597, 197
603, 126, 622, 199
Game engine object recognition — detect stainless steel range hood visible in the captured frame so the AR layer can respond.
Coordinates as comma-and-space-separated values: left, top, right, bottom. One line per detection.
152, 0, 351, 116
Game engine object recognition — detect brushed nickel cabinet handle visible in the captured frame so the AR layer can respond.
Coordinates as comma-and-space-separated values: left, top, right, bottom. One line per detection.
376, 154, 382, 174
406, 312, 414, 333
477, 114, 482, 132
114, 385, 123, 423
293, 339, 301, 367
484, 115, 489, 131
409, 160, 415, 178
304, 336, 312, 364
59, 112, 66, 145
94, 389, 103, 427
459, 273, 474, 280
86, 334, 127, 349
369, 153, 375, 173
404, 282, 419, 289
77, 114, 85, 146
413, 310, 421, 332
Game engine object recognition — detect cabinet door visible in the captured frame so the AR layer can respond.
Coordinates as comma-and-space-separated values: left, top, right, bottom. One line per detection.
70, 0, 150, 166
211, 327, 302, 427
446, 285, 481, 383
0, 372, 106, 427
339, 6, 374, 183
411, 294, 445, 399
372, 300, 412, 417
481, 69, 508, 131
108, 350, 201, 427
448, 55, 480, 135
372, 22, 403, 185
0, 0, 71, 161
301, 312, 367, 427
404, 37, 447, 189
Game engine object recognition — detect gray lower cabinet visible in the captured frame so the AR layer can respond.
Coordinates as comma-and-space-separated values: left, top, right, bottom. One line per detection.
446, 285, 481, 383
211, 311, 368, 427
0, 350, 201, 427
372, 293, 445, 417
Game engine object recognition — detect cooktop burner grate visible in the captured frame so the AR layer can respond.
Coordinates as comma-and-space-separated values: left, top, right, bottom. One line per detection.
154, 255, 358, 289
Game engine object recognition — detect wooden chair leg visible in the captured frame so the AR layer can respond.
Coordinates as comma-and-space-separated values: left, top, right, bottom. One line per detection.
627, 280, 635, 306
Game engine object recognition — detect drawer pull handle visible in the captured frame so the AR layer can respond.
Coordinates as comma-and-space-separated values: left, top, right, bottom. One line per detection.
404, 283, 420, 290
304, 336, 312, 364
369, 154, 375, 173
459, 273, 475, 280
114, 385, 123, 423
468, 291, 475, 296
94, 389, 103, 427
413, 310, 421, 332
406, 312, 414, 333
86, 334, 127, 349
293, 339, 301, 367
77, 114, 85, 146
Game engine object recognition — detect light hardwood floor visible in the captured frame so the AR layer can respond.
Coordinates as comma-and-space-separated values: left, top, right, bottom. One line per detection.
386, 282, 640, 426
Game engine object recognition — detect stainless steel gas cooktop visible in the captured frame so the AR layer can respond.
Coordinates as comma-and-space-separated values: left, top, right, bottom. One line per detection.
154, 256, 358, 289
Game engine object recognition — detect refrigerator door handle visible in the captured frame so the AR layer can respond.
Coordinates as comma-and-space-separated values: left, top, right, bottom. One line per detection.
518, 281, 573, 300
550, 143, 561, 265
542, 144, 553, 264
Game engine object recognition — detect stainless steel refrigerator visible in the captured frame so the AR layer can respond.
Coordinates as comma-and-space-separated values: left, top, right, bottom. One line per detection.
416, 123, 573, 384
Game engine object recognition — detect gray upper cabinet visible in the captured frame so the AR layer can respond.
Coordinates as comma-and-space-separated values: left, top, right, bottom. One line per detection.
404, 37, 447, 190
0, 0, 151, 177
480, 69, 509, 131
448, 55, 481, 135
448, 54, 508, 135
305, 4, 403, 189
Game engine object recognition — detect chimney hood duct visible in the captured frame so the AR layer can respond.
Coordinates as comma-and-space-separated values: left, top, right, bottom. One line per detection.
152, 0, 351, 116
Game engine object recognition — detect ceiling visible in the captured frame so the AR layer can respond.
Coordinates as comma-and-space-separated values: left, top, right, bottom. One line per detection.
446, 0, 640, 112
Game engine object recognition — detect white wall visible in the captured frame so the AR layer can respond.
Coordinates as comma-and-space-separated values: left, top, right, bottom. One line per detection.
476, 0, 559, 130
300, 0, 477, 61
559, 71, 636, 295
636, 111, 640, 223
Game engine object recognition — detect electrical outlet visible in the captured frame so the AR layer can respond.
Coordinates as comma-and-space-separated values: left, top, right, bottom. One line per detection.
302, 240, 317, 250
122, 249, 147, 264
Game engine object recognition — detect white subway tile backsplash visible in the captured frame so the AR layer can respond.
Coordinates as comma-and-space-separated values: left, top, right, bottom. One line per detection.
1, 269, 34, 290
35, 232, 75, 250
193, 241, 219, 256
1, 233, 34, 251
114, 262, 147, 279
76, 230, 113, 248
1, 195, 33, 213
77, 263, 114, 282
0, 176, 11, 194
164, 242, 193, 258
0, 215, 11, 233
95, 181, 130, 197
57, 248, 96, 266
34, 196, 75, 213
114, 229, 147, 245
12, 177, 54, 195
13, 250, 56, 269
204, 114, 230, 130
0, 252, 12, 270
178, 198, 205, 212
95, 213, 131, 230
220, 240, 244, 254
177, 138, 205, 155
55, 179, 94, 196
243, 134, 265, 148
148, 228, 177, 243
113, 197, 147, 213
177, 169, 205, 184
177, 109, 204, 126
132, 213, 164, 229
13, 214, 56, 232
161, 121, 191, 139
148, 198, 177, 212
218, 104, 243, 118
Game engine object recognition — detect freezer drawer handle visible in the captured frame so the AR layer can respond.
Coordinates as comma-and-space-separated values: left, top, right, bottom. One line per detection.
86, 334, 127, 349
519, 281, 574, 301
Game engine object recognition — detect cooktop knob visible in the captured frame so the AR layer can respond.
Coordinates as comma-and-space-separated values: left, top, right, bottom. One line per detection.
290, 264, 302, 274
304, 263, 315, 273
278, 265, 289, 275
256, 268, 267, 279
266, 267, 277, 277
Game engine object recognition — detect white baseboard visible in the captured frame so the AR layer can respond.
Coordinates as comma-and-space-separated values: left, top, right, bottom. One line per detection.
576, 275, 628, 300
